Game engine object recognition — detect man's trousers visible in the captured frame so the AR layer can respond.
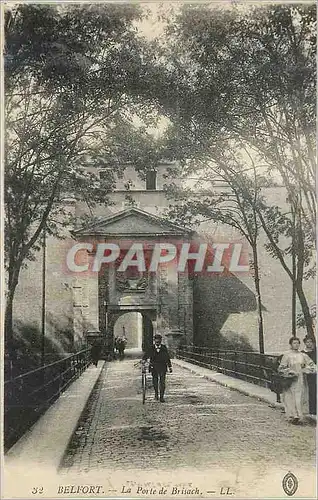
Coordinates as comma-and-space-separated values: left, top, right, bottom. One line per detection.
152, 370, 166, 399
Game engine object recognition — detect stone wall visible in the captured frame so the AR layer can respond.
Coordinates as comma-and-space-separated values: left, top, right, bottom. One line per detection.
9, 181, 315, 357
192, 220, 315, 354
12, 228, 76, 357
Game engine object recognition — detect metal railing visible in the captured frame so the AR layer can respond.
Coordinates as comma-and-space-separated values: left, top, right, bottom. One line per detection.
176, 346, 281, 401
4, 348, 91, 452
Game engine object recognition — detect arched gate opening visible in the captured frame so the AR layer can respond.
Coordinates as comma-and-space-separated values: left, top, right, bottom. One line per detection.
108, 309, 156, 354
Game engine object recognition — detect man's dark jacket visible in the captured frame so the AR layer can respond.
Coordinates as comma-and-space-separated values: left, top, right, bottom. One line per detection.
143, 344, 172, 373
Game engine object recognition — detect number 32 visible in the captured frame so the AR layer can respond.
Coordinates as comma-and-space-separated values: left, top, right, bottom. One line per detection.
31, 487, 44, 494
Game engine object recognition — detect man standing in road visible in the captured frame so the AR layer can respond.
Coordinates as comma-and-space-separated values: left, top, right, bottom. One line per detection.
142, 333, 172, 402
90, 340, 101, 367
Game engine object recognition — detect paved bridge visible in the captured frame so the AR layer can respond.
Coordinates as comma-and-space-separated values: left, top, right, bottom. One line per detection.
61, 355, 315, 474
4, 350, 316, 499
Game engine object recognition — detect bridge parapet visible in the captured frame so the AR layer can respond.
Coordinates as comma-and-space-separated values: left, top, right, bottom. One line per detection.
4, 348, 91, 452
176, 346, 281, 402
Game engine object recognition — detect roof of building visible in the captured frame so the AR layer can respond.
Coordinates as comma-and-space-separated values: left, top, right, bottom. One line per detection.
72, 207, 194, 238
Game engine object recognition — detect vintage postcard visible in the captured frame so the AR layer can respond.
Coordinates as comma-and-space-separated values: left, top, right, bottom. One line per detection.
1, 0, 316, 499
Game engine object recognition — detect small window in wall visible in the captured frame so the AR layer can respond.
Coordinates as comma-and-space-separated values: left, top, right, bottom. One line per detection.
146, 170, 157, 190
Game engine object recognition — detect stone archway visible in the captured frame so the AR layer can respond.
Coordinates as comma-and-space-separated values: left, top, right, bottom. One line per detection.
106, 308, 156, 353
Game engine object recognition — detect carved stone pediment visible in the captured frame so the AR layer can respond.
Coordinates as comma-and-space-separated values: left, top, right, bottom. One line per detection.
73, 208, 193, 237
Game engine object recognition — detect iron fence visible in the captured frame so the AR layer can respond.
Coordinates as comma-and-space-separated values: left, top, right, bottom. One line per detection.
176, 346, 281, 401
4, 348, 91, 452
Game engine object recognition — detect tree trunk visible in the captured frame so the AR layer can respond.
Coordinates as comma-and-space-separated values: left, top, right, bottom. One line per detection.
258, 207, 314, 339
4, 291, 14, 348
291, 280, 296, 337
252, 244, 265, 354
294, 208, 314, 338
291, 207, 297, 336
5, 285, 18, 356
295, 281, 314, 338
5, 259, 22, 358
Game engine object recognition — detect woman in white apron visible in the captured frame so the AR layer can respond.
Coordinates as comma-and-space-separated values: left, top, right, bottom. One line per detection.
278, 337, 316, 424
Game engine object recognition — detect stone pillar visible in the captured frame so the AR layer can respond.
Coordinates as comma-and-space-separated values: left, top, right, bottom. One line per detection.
178, 270, 194, 344
137, 312, 143, 348
86, 274, 99, 331
72, 281, 84, 349
98, 266, 109, 338
165, 329, 185, 358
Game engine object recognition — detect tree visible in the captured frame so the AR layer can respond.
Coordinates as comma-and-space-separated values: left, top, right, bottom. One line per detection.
4, 3, 162, 353
164, 143, 268, 353
156, 3, 316, 337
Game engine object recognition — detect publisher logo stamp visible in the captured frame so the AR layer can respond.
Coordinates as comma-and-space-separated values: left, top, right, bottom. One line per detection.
282, 472, 298, 496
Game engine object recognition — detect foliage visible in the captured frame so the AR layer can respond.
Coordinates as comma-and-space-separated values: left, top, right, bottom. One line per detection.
159, 2, 316, 235
5, 3, 316, 347
297, 305, 316, 329
4, 3, 163, 345
157, 3, 316, 337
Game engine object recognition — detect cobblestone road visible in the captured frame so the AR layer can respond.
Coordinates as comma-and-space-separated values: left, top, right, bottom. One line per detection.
61, 358, 316, 474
